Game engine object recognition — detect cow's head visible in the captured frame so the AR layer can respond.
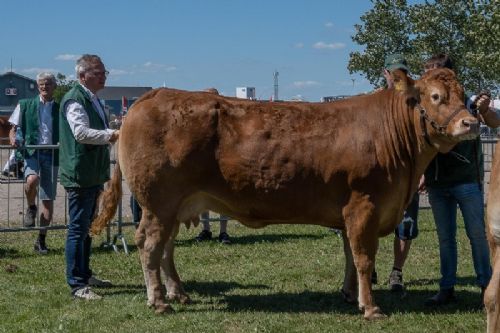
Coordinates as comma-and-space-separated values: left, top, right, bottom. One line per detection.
392, 68, 479, 153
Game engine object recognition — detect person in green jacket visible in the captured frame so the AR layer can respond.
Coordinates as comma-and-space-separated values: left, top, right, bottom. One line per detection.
8, 72, 59, 254
60, 54, 119, 300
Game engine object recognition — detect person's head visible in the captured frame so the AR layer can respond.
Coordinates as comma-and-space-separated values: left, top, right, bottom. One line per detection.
75, 54, 108, 93
36, 72, 56, 102
424, 53, 453, 72
384, 54, 409, 74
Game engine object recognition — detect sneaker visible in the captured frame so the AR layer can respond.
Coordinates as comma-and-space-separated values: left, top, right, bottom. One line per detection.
389, 269, 404, 292
218, 232, 231, 244
371, 270, 378, 285
34, 239, 48, 255
73, 286, 102, 300
23, 206, 37, 227
195, 230, 212, 242
88, 276, 113, 287
425, 288, 456, 306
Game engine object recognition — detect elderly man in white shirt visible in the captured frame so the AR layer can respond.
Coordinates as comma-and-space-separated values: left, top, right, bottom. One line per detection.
8, 72, 59, 254
59, 54, 118, 301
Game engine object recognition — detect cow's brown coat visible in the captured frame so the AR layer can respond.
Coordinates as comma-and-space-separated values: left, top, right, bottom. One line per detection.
486, 143, 500, 333
93, 68, 478, 319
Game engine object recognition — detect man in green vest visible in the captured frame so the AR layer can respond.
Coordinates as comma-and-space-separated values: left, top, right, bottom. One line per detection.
60, 54, 119, 300
8, 72, 59, 254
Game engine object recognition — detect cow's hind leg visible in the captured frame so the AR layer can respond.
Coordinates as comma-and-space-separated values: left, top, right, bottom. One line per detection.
135, 209, 175, 314
161, 225, 191, 304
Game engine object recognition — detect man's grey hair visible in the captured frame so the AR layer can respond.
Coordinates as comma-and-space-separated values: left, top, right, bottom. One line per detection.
75, 54, 103, 75
36, 72, 56, 84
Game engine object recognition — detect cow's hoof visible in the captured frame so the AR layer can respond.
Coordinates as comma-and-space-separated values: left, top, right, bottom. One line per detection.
167, 292, 192, 304
154, 303, 175, 314
340, 289, 357, 304
363, 306, 386, 320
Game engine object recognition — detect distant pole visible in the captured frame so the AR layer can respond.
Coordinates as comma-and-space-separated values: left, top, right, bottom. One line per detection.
10, 58, 13, 72
273, 70, 279, 101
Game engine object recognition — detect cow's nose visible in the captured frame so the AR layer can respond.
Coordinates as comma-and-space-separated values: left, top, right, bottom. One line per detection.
462, 117, 479, 133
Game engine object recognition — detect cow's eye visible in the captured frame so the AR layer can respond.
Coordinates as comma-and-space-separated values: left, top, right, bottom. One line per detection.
431, 93, 440, 101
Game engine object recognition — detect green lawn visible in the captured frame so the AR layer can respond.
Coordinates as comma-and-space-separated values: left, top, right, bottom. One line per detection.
0, 210, 487, 333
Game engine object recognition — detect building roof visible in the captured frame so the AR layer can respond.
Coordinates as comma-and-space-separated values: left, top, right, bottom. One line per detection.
0, 71, 36, 83
97, 86, 152, 100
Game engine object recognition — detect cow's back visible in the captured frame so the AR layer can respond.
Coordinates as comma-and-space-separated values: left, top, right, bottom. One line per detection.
119, 88, 414, 231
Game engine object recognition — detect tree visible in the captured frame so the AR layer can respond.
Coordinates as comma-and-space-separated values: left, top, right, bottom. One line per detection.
349, 0, 500, 94
53, 73, 77, 103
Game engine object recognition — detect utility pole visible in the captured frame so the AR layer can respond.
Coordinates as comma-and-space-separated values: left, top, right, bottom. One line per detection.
273, 70, 279, 101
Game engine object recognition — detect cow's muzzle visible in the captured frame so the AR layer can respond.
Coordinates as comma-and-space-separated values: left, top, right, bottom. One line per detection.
451, 113, 479, 140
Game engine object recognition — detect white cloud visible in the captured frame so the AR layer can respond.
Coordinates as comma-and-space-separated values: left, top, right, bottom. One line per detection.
22, 67, 58, 74
109, 69, 129, 75
142, 62, 177, 72
293, 80, 320, 88
313, 41, 345, 50
55, 54, 80, 61
294, 42, 304, 48
325, 22, 334, 28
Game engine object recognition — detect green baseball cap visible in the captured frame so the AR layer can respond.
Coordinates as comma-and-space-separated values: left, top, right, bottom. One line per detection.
384, 54, 409, 72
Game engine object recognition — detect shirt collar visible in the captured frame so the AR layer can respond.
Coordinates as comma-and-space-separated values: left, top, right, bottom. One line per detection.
79, 83, 98, 100
38, 95, 54, 105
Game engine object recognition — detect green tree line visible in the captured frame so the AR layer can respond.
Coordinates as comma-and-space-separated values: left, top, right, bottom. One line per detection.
349, 0, 499, 94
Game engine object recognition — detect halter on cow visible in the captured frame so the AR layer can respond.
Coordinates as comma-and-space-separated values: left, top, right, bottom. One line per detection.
92, 68, 478, 319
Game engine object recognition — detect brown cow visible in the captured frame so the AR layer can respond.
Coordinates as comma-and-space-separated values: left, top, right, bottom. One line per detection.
486, 144, 500, 332
0, 116, 11, 144
93, 68, 478, 319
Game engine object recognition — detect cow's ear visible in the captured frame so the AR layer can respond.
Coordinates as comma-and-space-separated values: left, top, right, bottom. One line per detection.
392, 69, 419, 101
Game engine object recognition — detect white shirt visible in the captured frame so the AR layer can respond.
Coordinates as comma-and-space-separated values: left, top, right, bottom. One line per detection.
64, 83, 115, 145
9, 96, 54, 145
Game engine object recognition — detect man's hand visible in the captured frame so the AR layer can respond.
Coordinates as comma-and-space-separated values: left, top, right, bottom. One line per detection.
476, 93, 492, 115
109, 130, 119, 143
9, 126, 17, 147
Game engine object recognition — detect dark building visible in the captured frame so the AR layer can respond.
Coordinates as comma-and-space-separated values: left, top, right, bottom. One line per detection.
0, 72, 152, 118
97, 86, 152, 117
0, 72, 38, 115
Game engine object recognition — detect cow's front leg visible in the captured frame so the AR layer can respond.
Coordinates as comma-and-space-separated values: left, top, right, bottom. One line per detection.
161, 230, 191, 304
344, 197, 385, 320
341, 230, 357, 303
348, 231, 384, 319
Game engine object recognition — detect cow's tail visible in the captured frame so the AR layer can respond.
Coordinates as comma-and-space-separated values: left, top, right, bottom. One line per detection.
90, 160, 123, 235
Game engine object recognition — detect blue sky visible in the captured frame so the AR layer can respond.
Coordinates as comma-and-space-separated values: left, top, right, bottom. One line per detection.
1, 0, 376, 101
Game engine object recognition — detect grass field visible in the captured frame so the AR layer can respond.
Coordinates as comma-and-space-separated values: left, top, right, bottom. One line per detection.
0, 210, 487, 333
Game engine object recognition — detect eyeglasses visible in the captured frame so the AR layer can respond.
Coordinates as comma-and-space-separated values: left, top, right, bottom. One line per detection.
88, 70, 109, 77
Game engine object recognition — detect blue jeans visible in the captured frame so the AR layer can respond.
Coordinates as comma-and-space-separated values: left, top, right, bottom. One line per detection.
395, 192, 419, 240
428, 183, 492, 289
65, 185, 102, 291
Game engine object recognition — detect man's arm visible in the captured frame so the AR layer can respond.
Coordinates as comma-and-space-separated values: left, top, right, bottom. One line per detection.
476, 94, 500, 128
8, 104, 21, 147
65, 100, 118, 145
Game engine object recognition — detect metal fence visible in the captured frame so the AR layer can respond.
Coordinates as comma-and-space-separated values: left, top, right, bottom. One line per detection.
1, 136, 499, 248
0, 144, 135, 253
